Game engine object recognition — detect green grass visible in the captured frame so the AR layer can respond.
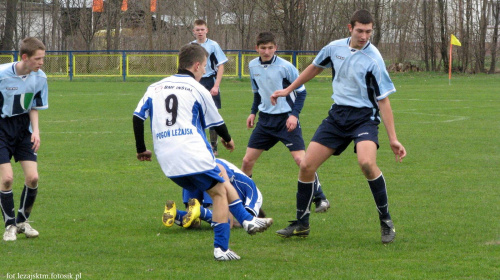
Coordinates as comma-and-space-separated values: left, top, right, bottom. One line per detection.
2, 73, 499, 279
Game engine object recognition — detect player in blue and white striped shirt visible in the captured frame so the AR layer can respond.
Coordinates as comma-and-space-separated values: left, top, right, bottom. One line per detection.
0, 37, 49, 241
242, 32, 330, 213
271, 10, 406, 244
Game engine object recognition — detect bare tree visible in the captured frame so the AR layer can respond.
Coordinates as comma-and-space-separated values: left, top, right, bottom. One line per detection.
489, 0, 499, 73
1, 0, 18, 51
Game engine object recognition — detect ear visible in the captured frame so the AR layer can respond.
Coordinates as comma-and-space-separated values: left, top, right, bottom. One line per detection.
347, 24, 353, 33
21, 53, 29, 61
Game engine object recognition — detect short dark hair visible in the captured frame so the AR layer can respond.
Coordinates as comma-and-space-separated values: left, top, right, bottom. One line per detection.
194, 19, 207, 27
178, 43, 208, 70
256, 32, 276, 46
19, 37, 45, 57
350, 9, 373, 27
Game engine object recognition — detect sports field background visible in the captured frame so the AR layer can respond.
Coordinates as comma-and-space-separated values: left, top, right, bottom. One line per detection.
2, 73, 499, 279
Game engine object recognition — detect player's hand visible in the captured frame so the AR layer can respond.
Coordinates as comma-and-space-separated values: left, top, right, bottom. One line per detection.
210, 86, 219, 96
221, 139, 235, 152
137, 150, 152, 161
271, 89, 289, 105
286, 115, 298, 132
31, 130, 40, 152
246, 114, 256, 129
389, 140, 406, 163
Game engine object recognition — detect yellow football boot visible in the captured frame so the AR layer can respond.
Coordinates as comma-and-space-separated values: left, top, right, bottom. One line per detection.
162, 200, 177, 227
182, 198, 201, 228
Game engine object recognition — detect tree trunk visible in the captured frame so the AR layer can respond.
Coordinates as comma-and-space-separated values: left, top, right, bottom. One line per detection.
489, 0, 499, 74
438, 0, 448, 73
1, 0, 18, 51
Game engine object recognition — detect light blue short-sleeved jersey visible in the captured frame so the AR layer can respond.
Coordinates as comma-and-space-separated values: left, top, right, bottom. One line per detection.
191, 39, 228, 78
0, 62, 49, 118
249, 55, 306, 115
313, 38, 395, 109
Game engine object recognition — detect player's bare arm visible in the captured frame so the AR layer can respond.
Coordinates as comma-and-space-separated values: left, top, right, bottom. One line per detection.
29, 109, 40, 152
211, 64, 225, 96
246, 114, 256, 129
271, 64, 323, 105
378, 97, 406, 162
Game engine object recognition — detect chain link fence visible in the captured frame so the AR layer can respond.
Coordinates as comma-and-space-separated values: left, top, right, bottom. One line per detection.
0, 50, 333, 79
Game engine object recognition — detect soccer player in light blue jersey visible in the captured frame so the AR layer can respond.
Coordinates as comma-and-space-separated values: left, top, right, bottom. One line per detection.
133, 44, 272, 261
0, 37, 49, 241
271, 10, 406, 244
162, 158, 265, 229
242, 32, 330, 213
192, 19, 228, 156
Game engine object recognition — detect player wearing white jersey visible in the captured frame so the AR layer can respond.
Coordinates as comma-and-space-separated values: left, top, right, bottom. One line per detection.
271, 10, 406, 244
0, 37, 48, 241
242, 32, 330, 213
133, 44, 273, 261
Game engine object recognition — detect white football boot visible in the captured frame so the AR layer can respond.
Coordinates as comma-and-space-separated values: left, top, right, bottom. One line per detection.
242, 217, 273, 235
17, 222, 39, 238
3, 225, 18, 241
214, 247, 241, 261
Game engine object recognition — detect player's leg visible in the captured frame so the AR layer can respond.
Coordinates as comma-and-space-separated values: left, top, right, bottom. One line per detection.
215, 163, 272, 235
16, 160, 39, 238
290, 150, 330, 213
356, 140, 395, 243
277, 142, 334, 238
0, 162, 17, 241
241, 147, 264, 177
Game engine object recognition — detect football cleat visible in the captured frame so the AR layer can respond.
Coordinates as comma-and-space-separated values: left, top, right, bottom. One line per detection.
214, 247, 241, 261
182, 199, 201, 228
162, 200, 177, 227
314, 198, 331, 213
242, 217, 273, 235
380, 219, 396, 244
276, 220, 310, 238
187, 218, 201, 229
17, 222, 39, 238
3, 225, 18, 241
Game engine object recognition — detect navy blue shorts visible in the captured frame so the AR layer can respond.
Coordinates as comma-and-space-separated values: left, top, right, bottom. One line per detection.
0, 114, 37, 164
170, 165, 224, 194
311, 104, 380, 155
200, 76, 221, 109
247, 112, 305, 152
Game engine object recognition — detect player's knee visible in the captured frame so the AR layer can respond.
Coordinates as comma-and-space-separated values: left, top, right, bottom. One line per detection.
1, 175, 14, 190
292, 155, 302, 166
241, 156, 255, 172
299, 160, 315, 176
25, 173, 39, 188
359, 161, 377, 178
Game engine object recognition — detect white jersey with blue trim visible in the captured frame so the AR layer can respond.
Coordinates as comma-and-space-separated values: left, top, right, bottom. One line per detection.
216, 158, 262, 216
191, 39, 228, 78
249, 55, 305, 114
313, 38, 396, 109
134, 74, 224, 177
0, 62, 49, 118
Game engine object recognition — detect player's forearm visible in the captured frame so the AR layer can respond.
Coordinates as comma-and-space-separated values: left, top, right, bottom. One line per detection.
379, 98, 398, 142
291, 89, 307, 118
133, 115, 147, 153
213, 123, 231, 142
29, 109, 39, 133
214, 64, 224, 88
251, 92, 261, 114
287, 64, 323, 93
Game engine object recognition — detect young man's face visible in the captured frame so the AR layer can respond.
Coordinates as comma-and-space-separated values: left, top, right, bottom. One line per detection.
193, 24, 208, 42
23, 49, 45, 72
256, 42, 277, 62
193, 57, 207, 81
348, 22, 373, 50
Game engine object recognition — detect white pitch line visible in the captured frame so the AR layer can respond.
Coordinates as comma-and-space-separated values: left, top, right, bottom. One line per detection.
396, 111, 469, 124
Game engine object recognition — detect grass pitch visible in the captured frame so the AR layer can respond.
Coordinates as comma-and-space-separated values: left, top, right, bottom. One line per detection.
2, 73, 499, 279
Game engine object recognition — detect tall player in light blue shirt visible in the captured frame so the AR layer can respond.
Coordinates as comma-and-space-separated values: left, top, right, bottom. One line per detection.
272, 10, 406, 244
0, 37, 49, 241
242, 32, 330, 213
